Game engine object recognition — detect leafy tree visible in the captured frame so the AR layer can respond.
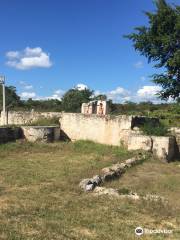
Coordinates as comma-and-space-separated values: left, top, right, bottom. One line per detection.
61, 88, 93, 112
93, 94, 107, 101
125, 0, 180, 101
21, 98, 62, 112
0, 86, 21, 111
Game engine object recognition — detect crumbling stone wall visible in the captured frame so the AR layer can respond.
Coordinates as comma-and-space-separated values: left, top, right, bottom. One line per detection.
0, 111, 62, 126
59, 113, 178, 161
59, 113, 133, 145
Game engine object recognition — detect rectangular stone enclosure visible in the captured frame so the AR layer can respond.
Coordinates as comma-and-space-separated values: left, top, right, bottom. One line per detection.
59, 113, 179, 162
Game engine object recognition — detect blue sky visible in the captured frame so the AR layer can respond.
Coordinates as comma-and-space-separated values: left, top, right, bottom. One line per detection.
0, 0, 179, 102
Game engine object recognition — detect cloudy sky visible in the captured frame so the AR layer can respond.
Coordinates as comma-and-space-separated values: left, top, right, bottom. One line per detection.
0, 0, 178, 102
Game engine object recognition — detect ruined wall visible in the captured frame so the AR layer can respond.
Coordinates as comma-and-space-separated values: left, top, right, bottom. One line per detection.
0, 111, 62, 125
170, 127, 180, 152
59, 113, 133, 145
59, 113, 178, 161
59, 113, 158, 146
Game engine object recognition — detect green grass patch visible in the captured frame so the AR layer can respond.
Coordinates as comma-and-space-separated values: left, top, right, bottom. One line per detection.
27, 116, 60, 126
0, 141, 179, 239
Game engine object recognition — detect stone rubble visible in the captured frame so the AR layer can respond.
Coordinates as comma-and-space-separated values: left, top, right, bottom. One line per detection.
93, 187, 165, 202
79, 176, 103, 192
79, 155, 166, 202
79, 156, 144, 192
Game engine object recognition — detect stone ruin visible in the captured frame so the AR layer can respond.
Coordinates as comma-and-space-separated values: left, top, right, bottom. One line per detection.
81, 100, 109, 115
0, 110, 179, 162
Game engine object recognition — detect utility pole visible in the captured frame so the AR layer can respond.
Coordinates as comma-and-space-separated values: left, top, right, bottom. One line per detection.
0, 75, 6, 125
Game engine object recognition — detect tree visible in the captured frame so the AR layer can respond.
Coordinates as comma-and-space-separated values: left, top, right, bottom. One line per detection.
61, 88, 93, 112
125, 0, 180, 101
93, 94, 107, 101
0, 86, 21, 111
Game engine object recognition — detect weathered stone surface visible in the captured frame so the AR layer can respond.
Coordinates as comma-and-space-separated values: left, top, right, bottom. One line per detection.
110, 164, 126, 176
127, 135, 152, 151
102, 163, 126, 176
92, 175, 102, 186
169, 127, 180, 154
0, 111, 62, 125
94, 187, 140, 200
93, 187, 120, 197
79, 179, 92, 190
152, 136, 176, 162
59, 113, 159, 146
125, 157, 139, 167
122, 193, 140, 200
21, 126, 60, 143
79, 175, 102, 192
85, 184, 95, 191
101, 167, 111, 174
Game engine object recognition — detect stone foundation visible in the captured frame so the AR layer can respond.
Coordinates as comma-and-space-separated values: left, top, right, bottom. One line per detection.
59, 113, 179, 161
21, 126, 60, 142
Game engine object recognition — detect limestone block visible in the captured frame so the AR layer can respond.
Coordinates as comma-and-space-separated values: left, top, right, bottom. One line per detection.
125, 157, 138, 167
152, 136, 176, 162
21, 126, 60, 143
91, 175, 102, 186
79, 175, 102, 192
93, 187, 120, 197
127, 135, 152, 151
79, 179, 92, 191
110, 163, 126, 175
169, 127, 180, 153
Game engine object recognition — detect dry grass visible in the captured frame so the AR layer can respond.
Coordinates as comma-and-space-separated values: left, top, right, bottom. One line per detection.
0, 140, 179, 239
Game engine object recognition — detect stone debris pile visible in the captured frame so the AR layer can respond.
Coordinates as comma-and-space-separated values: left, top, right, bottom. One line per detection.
79, 154, 166, 202
79, 155, 144, 192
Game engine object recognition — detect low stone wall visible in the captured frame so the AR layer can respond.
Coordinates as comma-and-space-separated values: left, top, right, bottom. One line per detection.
0, 111, 62, 126
59, 113, 178, 161
59, 113, 158, 145
170, 127, 180, 152
0, 127, 22, 143
21, 126, 60, 142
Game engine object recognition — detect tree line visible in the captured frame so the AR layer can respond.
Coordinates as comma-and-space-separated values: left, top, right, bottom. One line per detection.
0, 85, 179, 116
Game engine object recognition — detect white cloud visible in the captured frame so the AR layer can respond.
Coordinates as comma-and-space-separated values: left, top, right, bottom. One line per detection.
93, 85, 162, 103
92, 86, 131, 103
46, 89, 65, 100
20, 92, 36, 99
136, 85, 162, 102
134, 61, 143, 68
107, 87, 130, 102
24, 85, 33, 90
6, 47, 52, 70
137, 85, 161, 98
75, 83, 88, 91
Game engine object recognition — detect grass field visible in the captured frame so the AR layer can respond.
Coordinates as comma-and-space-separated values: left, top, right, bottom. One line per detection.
0, 140, 179, 240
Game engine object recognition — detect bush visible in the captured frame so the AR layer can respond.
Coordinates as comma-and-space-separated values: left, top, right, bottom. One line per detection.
140, 121, 168, 136
28, 117, 60, 126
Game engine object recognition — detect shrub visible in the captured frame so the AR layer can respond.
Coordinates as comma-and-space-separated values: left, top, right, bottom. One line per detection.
140, 121, 168, 136
28, 117, 60, 126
